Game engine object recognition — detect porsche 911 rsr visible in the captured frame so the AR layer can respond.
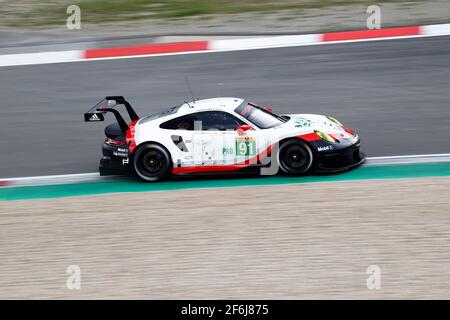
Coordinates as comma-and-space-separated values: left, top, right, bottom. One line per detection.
84, 96, 365, 182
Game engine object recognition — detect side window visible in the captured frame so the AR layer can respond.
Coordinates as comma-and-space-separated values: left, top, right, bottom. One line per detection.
160, 114, 195, 130
160, 111, 245, 131
195, 111, 245, 131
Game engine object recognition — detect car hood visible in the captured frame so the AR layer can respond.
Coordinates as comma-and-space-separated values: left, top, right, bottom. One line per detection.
281, 113, 346, 134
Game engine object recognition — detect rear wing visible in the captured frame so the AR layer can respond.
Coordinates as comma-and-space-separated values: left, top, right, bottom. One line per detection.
84, 96, 139, 132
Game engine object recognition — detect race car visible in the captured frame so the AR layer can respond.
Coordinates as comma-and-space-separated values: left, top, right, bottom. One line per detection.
84, 96, 365, 181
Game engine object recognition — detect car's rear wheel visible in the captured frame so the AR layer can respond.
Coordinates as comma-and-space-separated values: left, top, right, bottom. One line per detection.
278, 139, 314, 175
133, 143, 172, 182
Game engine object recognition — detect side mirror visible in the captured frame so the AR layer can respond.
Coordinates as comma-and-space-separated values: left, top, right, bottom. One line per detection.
236, 124, 252, 135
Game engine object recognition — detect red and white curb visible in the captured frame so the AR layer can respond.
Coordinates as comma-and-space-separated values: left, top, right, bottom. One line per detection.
1, 23, 450, 67
1, 154, 450, 188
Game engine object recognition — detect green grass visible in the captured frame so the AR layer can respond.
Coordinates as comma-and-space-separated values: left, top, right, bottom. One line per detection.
2, 0, 426, 27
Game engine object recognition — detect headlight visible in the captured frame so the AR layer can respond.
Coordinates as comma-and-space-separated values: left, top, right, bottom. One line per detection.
315, 130, 335, 142
327, 116, 343, 127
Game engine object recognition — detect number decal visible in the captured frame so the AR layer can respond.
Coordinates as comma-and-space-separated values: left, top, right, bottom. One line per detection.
236, 137, 256, 156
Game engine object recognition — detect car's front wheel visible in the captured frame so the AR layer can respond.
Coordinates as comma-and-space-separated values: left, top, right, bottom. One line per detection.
133, 143, 172, 182
278, 139, 314, 175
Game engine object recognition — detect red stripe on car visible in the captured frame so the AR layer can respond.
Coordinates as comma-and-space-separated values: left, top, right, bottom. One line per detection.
297, 132, 322, 142
343, 127, 354, 136
126, 120, 139, 153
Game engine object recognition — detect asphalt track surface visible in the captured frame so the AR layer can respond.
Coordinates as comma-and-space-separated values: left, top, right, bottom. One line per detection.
1, 35, 450, 178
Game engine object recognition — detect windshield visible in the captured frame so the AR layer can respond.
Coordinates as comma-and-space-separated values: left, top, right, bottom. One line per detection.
234, 102, 286, 129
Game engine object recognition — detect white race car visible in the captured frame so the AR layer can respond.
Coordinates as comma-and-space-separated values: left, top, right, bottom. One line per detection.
84, 96, 365, 181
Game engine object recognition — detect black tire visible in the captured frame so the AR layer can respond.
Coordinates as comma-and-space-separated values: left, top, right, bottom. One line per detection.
133, 143, 172, 182
278, 139, 314, 175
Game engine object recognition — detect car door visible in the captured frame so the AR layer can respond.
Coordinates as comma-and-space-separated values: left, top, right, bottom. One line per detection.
190, 111, 250, 166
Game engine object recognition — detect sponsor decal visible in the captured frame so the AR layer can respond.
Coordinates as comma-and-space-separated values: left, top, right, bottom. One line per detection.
113, 151, 128, 157
222, 147, 233, 155
122, 158, 129, 165
294, 118, 312, 128
317, 145, 334, 152
89, 113, 101, 121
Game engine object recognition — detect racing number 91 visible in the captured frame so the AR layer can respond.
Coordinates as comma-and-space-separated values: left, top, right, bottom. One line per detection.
236, 137, 256, 156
